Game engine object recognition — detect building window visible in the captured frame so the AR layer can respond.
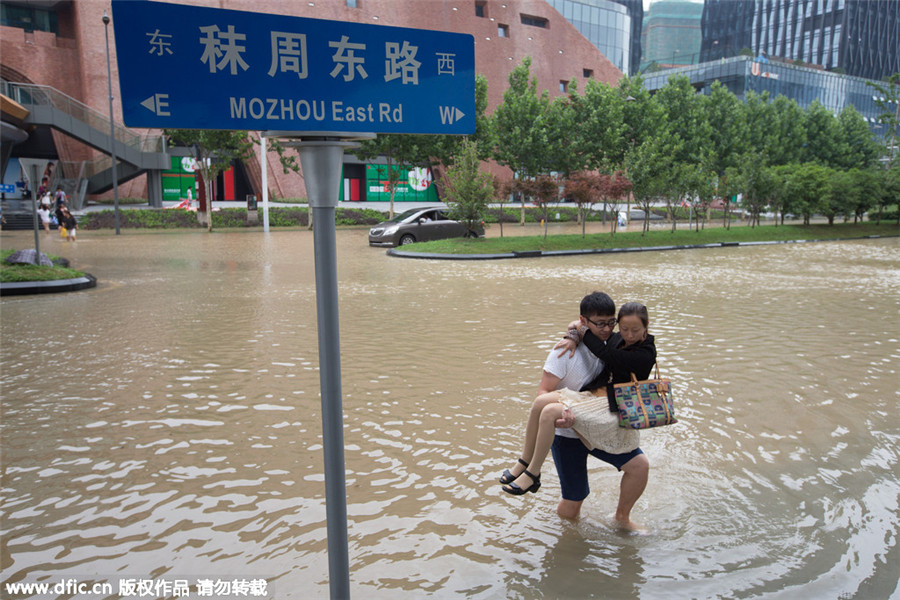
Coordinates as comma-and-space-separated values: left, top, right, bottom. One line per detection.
498, 24, 509, 38
583, 68, 594, 78
0, 3, 58, 34
521, 14, 548, 28
475, 1, 487, 18
346, 0, 358, 7
560, 80, 568, 93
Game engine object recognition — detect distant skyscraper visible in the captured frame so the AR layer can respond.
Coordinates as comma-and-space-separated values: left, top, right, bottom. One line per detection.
642, 1, 703, 69
700, 0, 900, 81
547, 0, 643, 75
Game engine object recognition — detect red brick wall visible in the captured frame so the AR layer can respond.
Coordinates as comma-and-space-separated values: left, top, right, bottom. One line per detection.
2, 0, 623, 201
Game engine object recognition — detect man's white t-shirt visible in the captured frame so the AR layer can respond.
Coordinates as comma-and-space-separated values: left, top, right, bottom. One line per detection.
543, 344, 604, 439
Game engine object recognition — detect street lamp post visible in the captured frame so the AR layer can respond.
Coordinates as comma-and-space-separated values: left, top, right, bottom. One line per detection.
102, 9, 121, 235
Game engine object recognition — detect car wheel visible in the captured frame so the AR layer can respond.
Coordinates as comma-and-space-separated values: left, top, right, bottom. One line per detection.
465, 230, 479, 238
399, 234, 416, 245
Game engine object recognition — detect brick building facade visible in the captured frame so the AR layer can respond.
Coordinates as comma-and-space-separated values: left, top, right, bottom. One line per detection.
1, 0, 622, 201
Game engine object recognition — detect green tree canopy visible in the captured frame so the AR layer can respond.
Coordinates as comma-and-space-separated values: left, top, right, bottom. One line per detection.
441, 139, 494, 236
164, 129, 255, 231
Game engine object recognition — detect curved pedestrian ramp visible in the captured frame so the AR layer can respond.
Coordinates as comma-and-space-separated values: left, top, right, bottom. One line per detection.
1, 81, 169, 208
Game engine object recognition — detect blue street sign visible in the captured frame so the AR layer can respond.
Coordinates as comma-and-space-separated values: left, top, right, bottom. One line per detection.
0, 184, 15, 194
111, 0, 475, 135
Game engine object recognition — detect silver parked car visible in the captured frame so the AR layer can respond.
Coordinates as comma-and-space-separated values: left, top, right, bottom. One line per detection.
368, 207, 484, 247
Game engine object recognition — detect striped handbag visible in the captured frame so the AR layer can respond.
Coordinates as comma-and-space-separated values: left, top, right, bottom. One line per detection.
614, 363, 677, 429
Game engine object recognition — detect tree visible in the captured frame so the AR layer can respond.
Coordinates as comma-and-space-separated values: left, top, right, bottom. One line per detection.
768, 164, 794, 225
573, 78, 626, 172
420, 74, 494, 166
742, 91, 774, 157
654, 75, 710, 166
599, 171, 633, 234
164, 129, 255, 232
441, 139, 493, 236
493, 57, 551, 225
491, 175, 509, 237
887, 163, 900, 225
613, 75, 666, 223
866, 73, 900, 168
357, 74, 492, 219
613, 75, 665, 168
565, 171, 601, 237
836, 105, 881, 170
701, 81, 747, 229
544, 87, 582, 177
679, 163, 717, 232
784, 162, 829, 225
661, 162, 692, 232
626, 136, 672, 234
734, 152, 778, 227
803, 101, 842, 167
767, 95, 806, 166
355, 134, 421, 219
822, 167, 851, 225
846, 168, 878, 223
520, 174, 560, 239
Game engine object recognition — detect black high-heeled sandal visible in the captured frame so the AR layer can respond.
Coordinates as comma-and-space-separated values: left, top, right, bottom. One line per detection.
499, 458, 529, 485
501, 470, 541, 495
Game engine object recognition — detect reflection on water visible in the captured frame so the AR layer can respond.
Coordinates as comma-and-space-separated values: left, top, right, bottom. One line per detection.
2, 228, 899, 598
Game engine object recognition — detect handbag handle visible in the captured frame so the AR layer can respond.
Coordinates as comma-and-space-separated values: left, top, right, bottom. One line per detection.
628, 361, 661, 384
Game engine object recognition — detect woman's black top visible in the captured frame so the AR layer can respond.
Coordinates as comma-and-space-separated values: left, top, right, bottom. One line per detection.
579, 331, 657, 412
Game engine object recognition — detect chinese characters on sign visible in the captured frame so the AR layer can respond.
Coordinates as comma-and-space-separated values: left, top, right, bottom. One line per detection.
112, 0, 475, 133
188, 27, 437, 86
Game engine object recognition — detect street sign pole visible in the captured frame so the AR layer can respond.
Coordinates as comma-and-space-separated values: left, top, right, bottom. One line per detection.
29, 165, 41, 261
280, 131, 374, 599
19, 160, 44, 262
109, 4, 473, 596
259, 134, 269, 233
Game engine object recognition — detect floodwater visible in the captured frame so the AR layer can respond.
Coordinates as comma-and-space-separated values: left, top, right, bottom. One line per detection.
1, 226, 899, 599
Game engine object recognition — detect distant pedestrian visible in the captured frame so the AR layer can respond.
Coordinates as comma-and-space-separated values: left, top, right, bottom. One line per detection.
54, 185, 67, 208
38, 204, 52, 233
54, 202, 66, 230
60, 206, 77, 241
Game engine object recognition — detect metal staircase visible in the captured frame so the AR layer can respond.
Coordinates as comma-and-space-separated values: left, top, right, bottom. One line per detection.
2, 81, 169, 207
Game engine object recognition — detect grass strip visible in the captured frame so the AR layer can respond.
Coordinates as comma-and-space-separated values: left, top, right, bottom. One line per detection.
0, 250, 87, 283
407, 223, 899, 254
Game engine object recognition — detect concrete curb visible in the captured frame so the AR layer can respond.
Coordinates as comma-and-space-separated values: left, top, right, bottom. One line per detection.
386, 235, 898, 260
1, 273, 97, 296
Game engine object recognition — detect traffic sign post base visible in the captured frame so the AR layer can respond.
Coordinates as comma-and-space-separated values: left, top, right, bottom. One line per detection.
19, 161, 45, 261
279, 132, 374, 600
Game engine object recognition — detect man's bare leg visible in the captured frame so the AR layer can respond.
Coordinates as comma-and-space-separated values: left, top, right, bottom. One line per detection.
613, 453, 649, 531
557, 498, 583, 520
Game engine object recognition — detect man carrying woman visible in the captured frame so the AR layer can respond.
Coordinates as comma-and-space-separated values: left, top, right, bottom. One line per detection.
499, 293, 654, 531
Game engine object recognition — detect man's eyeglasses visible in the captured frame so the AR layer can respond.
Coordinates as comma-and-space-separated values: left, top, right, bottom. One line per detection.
586, 317, 617, 329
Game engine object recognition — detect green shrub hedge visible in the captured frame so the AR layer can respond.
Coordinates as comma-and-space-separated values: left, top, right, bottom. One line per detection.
82, 207, 386, 230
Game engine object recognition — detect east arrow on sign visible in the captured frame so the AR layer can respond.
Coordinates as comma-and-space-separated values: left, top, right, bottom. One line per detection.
111, 0, 476, 135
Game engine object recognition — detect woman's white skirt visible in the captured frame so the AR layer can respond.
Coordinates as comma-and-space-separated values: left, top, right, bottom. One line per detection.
557, 388, 640, 454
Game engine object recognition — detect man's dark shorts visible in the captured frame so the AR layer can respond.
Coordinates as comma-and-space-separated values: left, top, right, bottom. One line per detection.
551, 435, 644, 502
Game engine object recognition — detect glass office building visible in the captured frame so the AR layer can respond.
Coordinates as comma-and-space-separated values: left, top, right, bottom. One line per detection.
642, 56, 894, 136
546, 0, 643, 75
700, 0, 900, 81
642, 1, 704, 69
